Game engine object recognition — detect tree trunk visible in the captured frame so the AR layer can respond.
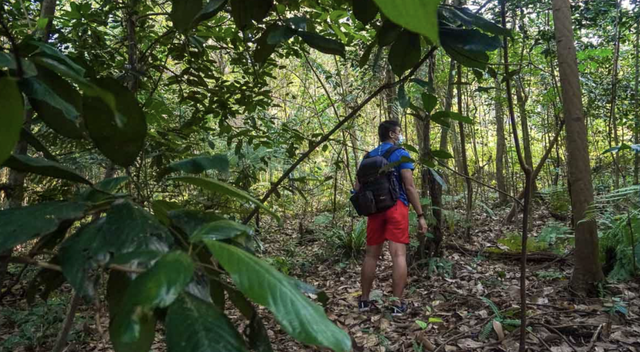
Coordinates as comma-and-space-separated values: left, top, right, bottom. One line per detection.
552, 0, 604, 295
609, 0, 622, 189
495, 52, 508, 205
515, 78, 535, 192
635, 11, 639, 185
457, 65, 473, 240
384, 64, 399, 121
438, 60, 456, 158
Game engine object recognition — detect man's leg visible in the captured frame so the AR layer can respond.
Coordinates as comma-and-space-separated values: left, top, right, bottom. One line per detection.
360, 243, 383, 300
388, 241, 407, 300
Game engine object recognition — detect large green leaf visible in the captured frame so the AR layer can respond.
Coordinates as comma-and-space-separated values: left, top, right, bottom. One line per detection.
110, 251, 194, 346
0, 201, 88, 253
439, 6, 511, 37
107, 271, 157, 352
297, 32, 346, 57
28, 67, 84, 139
255, 24, 282, 66
204, 241, 351, 352
377, 20, 402, 46
0, 78, 23, 165
389, 30, 421, 76
192, 220, 253, 241
83, 77, 147, 167
353, 0, 378, 25
19, 76, 81, 128
421, 92, 437, 114
0, 52, 38, 77
76, 176, 130, 203
168, 209, 224, 236
230, 0, 251, 30
431, 111, 473, 124
194, 0, 228, 25
59, 201, 172, 298
171, 0, 203, 32
373, 0, 440, 44
225, 287, 273, 351
440, 27, 501, 70
171, 176, 280, 223
160, 154, 229, 177
3, 154, 92, 185
166, 293, 248, 352
251, 0, 273, 22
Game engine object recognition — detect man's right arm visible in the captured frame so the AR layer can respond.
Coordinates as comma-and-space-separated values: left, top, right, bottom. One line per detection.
400, 169, 427, 234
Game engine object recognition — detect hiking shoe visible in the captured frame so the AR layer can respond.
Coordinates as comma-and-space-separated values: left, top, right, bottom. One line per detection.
390, 302, 408, 316
358, 299, 377, 312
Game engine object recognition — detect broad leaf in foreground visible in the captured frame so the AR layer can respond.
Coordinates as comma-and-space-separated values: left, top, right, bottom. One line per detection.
171, 176, 280, 223
0, 78, 23, 165
160, 154, 229, 177
3, 154, 92, 185
0, 201, 88, 253
373, 0, 439, 44
110, 251, 194, 347
204, 240, 351, 352
166, 293, 248, 352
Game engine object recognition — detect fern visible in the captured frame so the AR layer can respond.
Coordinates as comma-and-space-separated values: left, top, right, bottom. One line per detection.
481, 297, 502, 318
479, 321, 494, 341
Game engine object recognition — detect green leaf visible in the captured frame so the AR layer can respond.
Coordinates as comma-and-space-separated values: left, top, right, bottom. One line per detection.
432, 111, 473, 124
431, 149, 453, 159
0, 52, 38, 77
359, 41, 376, 68
428, 317, 443, 323
373, 0, 439, 45
59, 201, 171, 298
421, 92, 437, 114
166, 293, 249, 352
415, 320, 427, 329
204, 241, 351, 352
255, 24, 292, 66
107, 271, 157, 352
171, 176, 280, 224
110, 252, 194, 346
192, 220, 253, 241
171, 0, 203, 32
430, 114, 450, 128
353, 0, 378, 25
3, 154, 92, 185
297, 32, 345, 57
398, 84, 409, 109
0, 78, 23, 165
389, 30, 420, 77
19, 76, 81, 133
76, 176, 130, 203
194, 0, 227, 25
267, 25, 297, 45
168, 209, 224, 236
441, 27, 501, 70
83, 77, 147, 167
0, 201, 88, 253
250, 0, 273, 22
377, 20, 402, 47
230, 0, 251, 30
429, 168, 447, 190
161, 154, 229, 177
30, 42, 86, 76
28, 67, 84, 139
439, 6, 511, 37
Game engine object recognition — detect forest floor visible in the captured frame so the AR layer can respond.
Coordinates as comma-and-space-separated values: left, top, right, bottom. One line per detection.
1, 206, 640, 352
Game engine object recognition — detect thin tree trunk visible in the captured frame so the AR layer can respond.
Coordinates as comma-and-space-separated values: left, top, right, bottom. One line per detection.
384, 64, 399, 121
635, 12, 640, 185
609, 0, 622, 189
457, 64, 473, 241
501, 1, 533, 348
495, 52, 508, 204
439, 60, 456, 157
552, 0, 604, 295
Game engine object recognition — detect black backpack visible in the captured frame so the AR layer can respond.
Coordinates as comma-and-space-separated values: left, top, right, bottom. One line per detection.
350, 146, 402, 216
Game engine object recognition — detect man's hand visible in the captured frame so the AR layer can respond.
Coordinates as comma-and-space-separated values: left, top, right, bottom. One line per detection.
418, 216, 427, 234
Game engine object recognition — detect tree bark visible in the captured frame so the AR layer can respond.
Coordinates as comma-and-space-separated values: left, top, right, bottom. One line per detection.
635, 10, 640, 185
384, 64, 399, 122
438, 60, 456, 158
457, 64, 473, 240
495, 52, 508, 205
552, 0, 604, 295
608, 0, 622, 189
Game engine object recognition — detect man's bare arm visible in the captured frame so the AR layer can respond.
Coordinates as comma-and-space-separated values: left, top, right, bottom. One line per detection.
400, 169, 423, 214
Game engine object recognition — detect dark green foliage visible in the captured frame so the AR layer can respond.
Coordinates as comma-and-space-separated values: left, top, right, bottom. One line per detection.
388, 30, 421, 76
353, 0, 378, 25
3, 155, 92, 185
170, 0, 203, 32
160, 154, 229, 177
297, 31, 346, 57
0, 78, 24, 164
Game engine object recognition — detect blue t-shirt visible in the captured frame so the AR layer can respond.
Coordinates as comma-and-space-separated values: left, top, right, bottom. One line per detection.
366, 142, 414, 206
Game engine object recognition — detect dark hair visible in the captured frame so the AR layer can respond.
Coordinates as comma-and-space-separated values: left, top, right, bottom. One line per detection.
378, 120, 401, 142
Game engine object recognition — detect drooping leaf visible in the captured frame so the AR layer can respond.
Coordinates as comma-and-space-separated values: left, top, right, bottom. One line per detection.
204, 241, 351, 352
353, 0, 378, 25
171, 0, 203, 32
168, 209, 224, 236
171, 176, 280, 223
251, 0, 273, 22
429, 168, 447, 190
160, 154, 229, 177
377, 20, 402, 46
166, 293, 249, 352
30, 42, 86, 76
110, 252, 194, 346
421, 92, 437, 114
0, 52, 38, 77
440, 27, 501, 70
266, 24, 298, 45
3, 154, 92, 185
373, 0, 439, 44
398, 84, 409, 109
28, 67, 84, 139
389, 30, 420, 77
297, 32, 345, 57
21, 128, 58, 161
76, 176, 130, 203
441, 6, 511, 37
230, 0, 251, 30
431, 111, 473, 124
0, 78, 23, 165
83, 77, 147, 167
192, 220, 253, 241
107, 271, 157, 352
359, 41, 376, 68
19, 76, 81, 133
431, 149, 454, 159
194, 0, 227, 25
0, 201, 88, 253
255, 24, 291, 66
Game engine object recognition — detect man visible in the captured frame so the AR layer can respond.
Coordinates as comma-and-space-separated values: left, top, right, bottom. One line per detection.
356, 120, 427, 315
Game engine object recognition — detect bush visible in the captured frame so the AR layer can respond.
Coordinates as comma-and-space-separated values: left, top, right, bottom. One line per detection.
326, 219, 367, 259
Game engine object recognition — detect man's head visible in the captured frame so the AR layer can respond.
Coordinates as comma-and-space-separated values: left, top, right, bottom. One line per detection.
378, 120, 403, 144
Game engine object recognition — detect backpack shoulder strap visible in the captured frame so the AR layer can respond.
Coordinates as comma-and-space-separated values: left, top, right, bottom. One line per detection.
382, 145, 402, 160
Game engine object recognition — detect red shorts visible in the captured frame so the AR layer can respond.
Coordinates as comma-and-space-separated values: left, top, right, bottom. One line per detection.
366, 200, 409, 246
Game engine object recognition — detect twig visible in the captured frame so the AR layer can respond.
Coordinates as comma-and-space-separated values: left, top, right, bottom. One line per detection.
433, 332, 472, 352
535, 323, 578, 352
51, 292, 82, 352
586, 323, 603, 352
8, 256, 145, 274
530, 330, 554, 351
243, 47, 439, 224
